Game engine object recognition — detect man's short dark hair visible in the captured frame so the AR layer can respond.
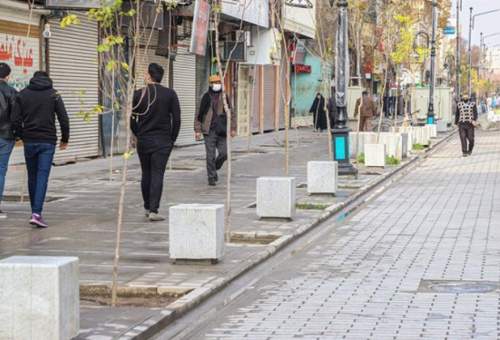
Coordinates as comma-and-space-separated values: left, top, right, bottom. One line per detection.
0, 63, 11, 79
34, 71, 49, 78
148, 63, 164, 83
362, 91, 369, 96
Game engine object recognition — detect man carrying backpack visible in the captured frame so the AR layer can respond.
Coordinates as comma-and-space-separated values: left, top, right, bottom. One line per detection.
0, 63, 18, 219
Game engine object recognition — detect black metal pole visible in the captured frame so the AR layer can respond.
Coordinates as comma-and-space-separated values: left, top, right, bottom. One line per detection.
427, 0, 437, 124
456, 0, 461, 100
468, 7, 473, 96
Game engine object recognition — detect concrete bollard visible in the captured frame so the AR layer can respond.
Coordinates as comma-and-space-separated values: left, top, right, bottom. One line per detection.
436, 120, 448, 132
169, 204, 225, 261
426, 124, 438, 138
257, 177, 296, 219
307, 161, 338, 194
0, 256, 79, 340
364, 143, 386, 167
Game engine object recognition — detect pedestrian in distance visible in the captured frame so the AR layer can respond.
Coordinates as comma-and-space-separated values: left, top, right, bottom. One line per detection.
354, 91, 377, 132
455, 93, 478, 157
0, 63, 18, 219
309, 92, 327, 132
131, 63, 181, 222
13, 71, 69, 227
194, 74, 236, 186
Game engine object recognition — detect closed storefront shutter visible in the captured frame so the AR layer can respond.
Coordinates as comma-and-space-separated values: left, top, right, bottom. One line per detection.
48, 14, 99, 163
263, 65, 275, 131
173, 42, 196, 145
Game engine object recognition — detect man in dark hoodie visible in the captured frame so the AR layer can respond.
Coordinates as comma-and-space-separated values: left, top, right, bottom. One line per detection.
131, 63, 181, 222
0, 63, 18, 219
14, 71, 69, 227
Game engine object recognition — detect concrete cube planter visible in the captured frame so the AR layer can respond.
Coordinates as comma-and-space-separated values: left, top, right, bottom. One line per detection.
0, 256, 79, 340
436, 120, 448, 132
169, 204, 225, 261
426, 124, 438, 138
364, 143, 386, 167
307, 161, 338, 194
257, 177, 296, 219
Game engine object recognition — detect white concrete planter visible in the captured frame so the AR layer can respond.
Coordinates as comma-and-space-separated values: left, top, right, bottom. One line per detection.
426, 124, 438, 138
400, 132, 409, 158
257, 177, 296, 219
364, 143, 386, 167
307, 161, 338, 194
350, 132, 377, 158
436, 120, 448, 132
169, 204, 225, 261
0, 256, 79, 340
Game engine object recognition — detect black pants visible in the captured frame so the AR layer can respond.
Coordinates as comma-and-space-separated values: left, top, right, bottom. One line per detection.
137, 144, 173, 213
459, 122, 475, 154
204, 130, 227, 181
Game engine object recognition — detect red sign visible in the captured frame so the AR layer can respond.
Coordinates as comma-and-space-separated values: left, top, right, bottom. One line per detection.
189, 0, 211, 56
294, 64, 311, 74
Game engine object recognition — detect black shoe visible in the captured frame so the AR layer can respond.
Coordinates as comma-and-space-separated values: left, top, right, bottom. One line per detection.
208, 179, 216, 186
463, 153, 468, 157
468, 151, 473, 156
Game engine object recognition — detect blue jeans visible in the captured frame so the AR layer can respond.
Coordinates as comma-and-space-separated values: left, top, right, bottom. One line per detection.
0, 138, 15, 203
24, 143, 56, 215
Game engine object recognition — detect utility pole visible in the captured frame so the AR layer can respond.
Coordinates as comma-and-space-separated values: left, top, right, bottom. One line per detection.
456, 0, 461, 100
427, 0, 437, 125
468, 7, 473, 97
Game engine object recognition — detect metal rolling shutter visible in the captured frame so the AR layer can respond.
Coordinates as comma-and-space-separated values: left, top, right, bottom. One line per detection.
263, 65, 275, 131
49, 14, 99, 162
173, 42, 196, 145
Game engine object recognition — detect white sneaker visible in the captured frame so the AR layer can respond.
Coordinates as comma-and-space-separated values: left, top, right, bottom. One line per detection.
149, 213, 165, 222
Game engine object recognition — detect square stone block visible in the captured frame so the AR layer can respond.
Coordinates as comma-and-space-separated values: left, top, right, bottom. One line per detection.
426, 124, 438, 138
364, 143, 386, 167
400, 132, 409, 158
0, 256, 79, 340
307, 161, 338, 194
436, 120, 448, 132
169, 204, 225, 260
257, 177, 296, 219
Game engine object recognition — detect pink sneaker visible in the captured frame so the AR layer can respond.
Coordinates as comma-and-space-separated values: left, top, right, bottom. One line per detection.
30, 213, 48, 228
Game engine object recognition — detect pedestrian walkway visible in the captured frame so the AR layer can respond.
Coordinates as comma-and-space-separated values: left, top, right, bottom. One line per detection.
2, 129, 428, 339
190, 129, 500, 340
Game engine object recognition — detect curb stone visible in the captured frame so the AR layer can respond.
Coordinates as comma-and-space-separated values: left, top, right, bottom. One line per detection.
121, 129, 457, 340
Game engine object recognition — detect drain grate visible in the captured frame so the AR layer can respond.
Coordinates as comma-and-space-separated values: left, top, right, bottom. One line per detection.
418, 280, 499, 294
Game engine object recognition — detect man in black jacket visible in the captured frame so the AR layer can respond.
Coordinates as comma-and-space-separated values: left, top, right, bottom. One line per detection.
14, 71, 70, 227
0, 63, 18, 219
455, 93, 478, 157
131, 63, 181, 222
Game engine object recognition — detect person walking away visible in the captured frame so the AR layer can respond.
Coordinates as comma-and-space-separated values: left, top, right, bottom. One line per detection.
195, 74, 236, 186
131, 63, 181, 222
455, 94, 478, 157
14, 71, 69, 227
0, 63, 18, 219
354, 91, 376, 132
309, 93, 327, 132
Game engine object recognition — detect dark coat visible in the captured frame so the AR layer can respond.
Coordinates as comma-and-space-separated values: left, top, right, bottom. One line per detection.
195, 90, 236, 135
14, 75, 69, 144
0, 80, 18, 140
310, 94, 327, 130
327, 97, 337, 128
131, 83, 181, 146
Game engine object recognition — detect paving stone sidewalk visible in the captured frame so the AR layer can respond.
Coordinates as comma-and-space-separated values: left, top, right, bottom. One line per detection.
195, 129, 500, 340
0, 128, 451, 339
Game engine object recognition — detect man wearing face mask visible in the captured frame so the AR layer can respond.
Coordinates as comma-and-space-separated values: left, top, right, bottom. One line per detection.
195, 74, 237, 186
455, 93, 478, 157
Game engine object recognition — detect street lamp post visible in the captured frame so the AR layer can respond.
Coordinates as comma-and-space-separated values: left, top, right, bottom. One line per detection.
427, 0, 437, 125
332, 0, 357, 176
456, 0, 461, 101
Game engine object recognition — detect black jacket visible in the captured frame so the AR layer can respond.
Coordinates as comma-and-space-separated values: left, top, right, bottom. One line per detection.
14, 75, 70, 144
131, 84, 181, 144
0, 80, 18, 140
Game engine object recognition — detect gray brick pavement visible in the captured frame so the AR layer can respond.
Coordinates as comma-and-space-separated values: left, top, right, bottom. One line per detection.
198, 130, 500, 340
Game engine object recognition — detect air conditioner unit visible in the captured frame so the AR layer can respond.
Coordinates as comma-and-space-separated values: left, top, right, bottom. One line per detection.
222, 41, 247, 62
